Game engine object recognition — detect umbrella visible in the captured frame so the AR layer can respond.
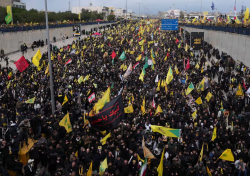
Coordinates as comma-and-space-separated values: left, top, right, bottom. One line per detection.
96, 19, 102, 21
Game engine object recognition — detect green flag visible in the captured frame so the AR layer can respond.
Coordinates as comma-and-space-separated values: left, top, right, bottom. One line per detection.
119, 51, 126, 61
143, 56, 148, 69
5, 13, 12, 24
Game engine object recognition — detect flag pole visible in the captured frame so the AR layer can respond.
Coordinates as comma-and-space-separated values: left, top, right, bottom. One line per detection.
44, 0, 55, 114
10, 0, 13, 24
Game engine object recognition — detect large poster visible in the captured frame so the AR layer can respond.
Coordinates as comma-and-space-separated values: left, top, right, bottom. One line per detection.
73, 24, 81, 36
190, 32, 204, 50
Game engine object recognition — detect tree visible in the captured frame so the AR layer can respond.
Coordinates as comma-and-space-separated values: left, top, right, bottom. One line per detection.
107, 14, 115, 21
179, 11, 184, 19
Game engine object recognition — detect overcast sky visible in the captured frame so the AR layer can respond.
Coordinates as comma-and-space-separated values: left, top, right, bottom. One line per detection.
22, 0, 250, 14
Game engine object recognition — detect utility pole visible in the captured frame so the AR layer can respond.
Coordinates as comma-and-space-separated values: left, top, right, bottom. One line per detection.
126, 0, 127, 35
79, 0, 81, 21
136, 3, 143, 19
44, 0, 55, 114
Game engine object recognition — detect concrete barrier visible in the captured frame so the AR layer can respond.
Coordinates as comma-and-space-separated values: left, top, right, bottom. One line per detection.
185, 27, 250, 67
0, 23, 113, 55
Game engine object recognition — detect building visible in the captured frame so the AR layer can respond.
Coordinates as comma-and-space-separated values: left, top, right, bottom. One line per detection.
0, 0, 26, 9
13, 0, 26, 9
0, 0, 11, 7
72, 6, 105, 14
113, 8, 125, 17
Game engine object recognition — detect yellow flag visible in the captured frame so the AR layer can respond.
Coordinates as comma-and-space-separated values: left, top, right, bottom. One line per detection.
211, 127, 217, 141
166, 66, 173, 84
201, 67, 203, 73
205, 92, 213, 102
137, 154, 144, 163
45, 64, 49, 75
75, 151, 78, 157
59, 113, 72, 133
192, 110, 197, 120
236, 84, 244, 97
207, 167, 212, 176
156, 80, 161, 91
124, 105, 134, 113
100, 132, 111, 145
195, 62, 200, 69
199, 143, 204, 161
136, 55, 142, 61
157, 147, 165, 176
195, 97, 202, 105
26, 97, 36, 104
78, 76, 84, 84
62, 95, 68, 106
99, 158, 108, 176
32, 49, 42, 67
143, 146, 155, 159
87, 162, 93, 176
175, 65, 179, 74
141, 96, 146, 115
132, 94, 135, 102
219, 149, 234, 162
155, 105, 163, 115
94, 87, 110, 113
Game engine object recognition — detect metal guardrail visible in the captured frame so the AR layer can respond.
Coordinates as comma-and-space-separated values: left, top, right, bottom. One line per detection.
0, 21, 116, 33
180, 24, 250, 36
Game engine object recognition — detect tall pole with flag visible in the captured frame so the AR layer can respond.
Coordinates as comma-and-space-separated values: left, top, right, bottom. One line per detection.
10, 0, 13, 24
234, 0, 237, 20
211, 2, 215, 14
44, 0, 55, 114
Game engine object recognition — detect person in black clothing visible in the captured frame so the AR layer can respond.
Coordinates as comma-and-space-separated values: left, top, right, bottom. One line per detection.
24, 159, 35, 176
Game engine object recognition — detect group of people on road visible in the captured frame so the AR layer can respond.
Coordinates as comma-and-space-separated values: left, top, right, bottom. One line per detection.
0, 19, 250, 176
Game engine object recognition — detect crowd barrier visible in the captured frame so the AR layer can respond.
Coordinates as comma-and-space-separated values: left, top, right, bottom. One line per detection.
180, 24, 250, 36
0, 21, 116, 33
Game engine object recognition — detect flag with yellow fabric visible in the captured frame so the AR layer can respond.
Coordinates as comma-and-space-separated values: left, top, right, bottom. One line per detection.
141, 97, 146, 115
166, 66, 173, 84
157, 147, 165, 176
26, 97, 36, 104
99, 158, 108, 176
207, 167, 212, 176
94, 87, 110, 113
78, 76, 84, 84
100, 132, 111, 145
211, 127, 217, 141
151, 126, 181, 138
155, 105, 163, 115
236, 84, 244, 97
124, 105, 134, 113
195, 97, 202, 105
59, 113, 72, 133
62, 95, 68, 106
87, 162, 93, 176
205, 92, 213, 102
192, 110, 197, 120
32, 49, 42, 67
199, 143, 204, 161
219, 149, 234, 162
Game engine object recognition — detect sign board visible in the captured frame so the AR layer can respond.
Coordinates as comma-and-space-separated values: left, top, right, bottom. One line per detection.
73, 25, 81, 36
161, 19, 178, 30
190, 32, 204, 50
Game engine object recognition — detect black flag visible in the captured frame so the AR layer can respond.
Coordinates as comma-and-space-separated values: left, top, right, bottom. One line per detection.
88, 95, 124, 131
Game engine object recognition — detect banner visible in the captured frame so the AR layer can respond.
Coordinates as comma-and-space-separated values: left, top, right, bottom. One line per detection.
190, 32, 204, 50
88, 95, 124, 131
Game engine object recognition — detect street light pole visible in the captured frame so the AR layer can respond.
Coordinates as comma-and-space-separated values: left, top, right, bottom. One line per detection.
79, 0, 81, 21
137, 3, 143, 19
44, 0, 55, 114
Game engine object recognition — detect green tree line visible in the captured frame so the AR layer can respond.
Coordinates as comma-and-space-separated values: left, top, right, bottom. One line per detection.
0, 7, 111, 24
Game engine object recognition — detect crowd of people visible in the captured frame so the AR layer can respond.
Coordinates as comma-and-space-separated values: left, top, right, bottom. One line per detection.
0, 19, 250, 176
